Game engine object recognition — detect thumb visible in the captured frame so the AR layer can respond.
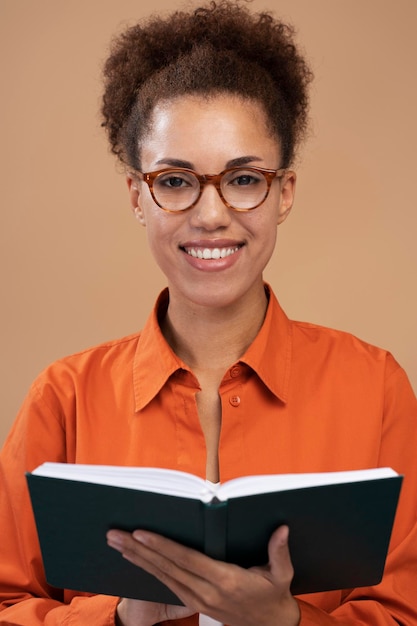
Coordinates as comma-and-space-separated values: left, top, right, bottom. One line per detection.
268, 525, 295, 588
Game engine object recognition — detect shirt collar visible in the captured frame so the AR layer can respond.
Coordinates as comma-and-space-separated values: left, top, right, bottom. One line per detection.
133, 284, 292, 411
133, 289, 186, 411
240, 284, 292, 403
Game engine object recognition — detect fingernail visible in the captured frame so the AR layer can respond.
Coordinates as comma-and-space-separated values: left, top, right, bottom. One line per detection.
107, 530, 123, 549
281, 525, 289, 544
132, 530, 148, 544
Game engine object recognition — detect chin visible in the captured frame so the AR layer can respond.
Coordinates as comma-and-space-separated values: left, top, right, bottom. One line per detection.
172, 276, 262, 312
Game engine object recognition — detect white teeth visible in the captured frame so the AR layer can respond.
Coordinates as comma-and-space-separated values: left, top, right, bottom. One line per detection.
186, 246, 239, 259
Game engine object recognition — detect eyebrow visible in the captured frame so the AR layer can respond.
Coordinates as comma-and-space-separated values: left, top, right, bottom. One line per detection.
154, 155, 264, 170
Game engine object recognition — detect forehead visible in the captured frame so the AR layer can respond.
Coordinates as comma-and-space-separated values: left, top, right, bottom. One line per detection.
141, 94, 281, 167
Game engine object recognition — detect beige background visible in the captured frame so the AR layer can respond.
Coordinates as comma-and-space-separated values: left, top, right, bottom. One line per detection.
1, 0, 416, 446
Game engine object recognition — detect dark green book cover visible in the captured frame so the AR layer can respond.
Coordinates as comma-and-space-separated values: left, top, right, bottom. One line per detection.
26, 471, 402, 605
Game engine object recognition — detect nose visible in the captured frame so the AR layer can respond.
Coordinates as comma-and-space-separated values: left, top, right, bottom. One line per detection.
189, 182, 232, 230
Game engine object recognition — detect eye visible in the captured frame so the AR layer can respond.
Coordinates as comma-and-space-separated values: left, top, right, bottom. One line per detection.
227, 169, 264, 187
234, 175, 256, 186
155, 170, 197, 190
159, 176, 189, 188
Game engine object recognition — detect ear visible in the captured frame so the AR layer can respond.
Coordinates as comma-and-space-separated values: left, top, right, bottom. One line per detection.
277, 170, 296, 226
126, 175, 146, 226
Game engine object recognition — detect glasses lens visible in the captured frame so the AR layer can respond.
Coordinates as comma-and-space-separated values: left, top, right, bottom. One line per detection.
153, 170, 200, 211
221, 168, 268, 210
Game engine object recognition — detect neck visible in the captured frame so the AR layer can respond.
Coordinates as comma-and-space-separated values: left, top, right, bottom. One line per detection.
161, 283, 269, 373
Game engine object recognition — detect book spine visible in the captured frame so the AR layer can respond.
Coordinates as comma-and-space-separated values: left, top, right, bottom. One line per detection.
203, 499, 228, 561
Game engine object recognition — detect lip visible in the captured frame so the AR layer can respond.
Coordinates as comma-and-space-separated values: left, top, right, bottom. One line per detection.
179, 239, 244, 271
180, 238, 244, 249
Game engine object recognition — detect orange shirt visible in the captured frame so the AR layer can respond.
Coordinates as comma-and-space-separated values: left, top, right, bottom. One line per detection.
1, 286, 417, 625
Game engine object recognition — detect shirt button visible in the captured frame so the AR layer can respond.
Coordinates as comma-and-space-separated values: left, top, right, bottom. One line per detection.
230, 365, 241, 378
229, 395, 241, 407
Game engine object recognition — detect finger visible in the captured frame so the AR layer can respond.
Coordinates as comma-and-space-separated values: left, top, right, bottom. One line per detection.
267, 525, 295, 587
129, 530, 229, 582
130, 530, 237, 595
107, 530, 174, 574
107, 530, 219, 609
108, 529, 206, 572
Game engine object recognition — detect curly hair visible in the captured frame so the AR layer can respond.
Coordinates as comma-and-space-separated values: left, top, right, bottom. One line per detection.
101, 0, 313, 169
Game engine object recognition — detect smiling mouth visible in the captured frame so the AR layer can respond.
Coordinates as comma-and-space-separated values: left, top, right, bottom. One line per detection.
182, 246, 242, 259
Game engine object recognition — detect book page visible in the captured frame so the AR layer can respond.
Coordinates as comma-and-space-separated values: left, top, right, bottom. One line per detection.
31, 463, 217, 501
31, 462, 398, 503
199, 615, 223, 626
215, 467, 398, 501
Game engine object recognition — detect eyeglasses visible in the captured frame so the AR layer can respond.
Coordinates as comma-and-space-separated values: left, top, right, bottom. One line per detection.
132, 166, 288, 213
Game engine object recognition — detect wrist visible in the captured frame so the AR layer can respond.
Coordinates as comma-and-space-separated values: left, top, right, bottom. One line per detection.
115, 598, 162, 626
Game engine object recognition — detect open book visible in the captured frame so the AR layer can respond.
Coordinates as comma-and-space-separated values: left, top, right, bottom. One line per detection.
26, 464, 402, 604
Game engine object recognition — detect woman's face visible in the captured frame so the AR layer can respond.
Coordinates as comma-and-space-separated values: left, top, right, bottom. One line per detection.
128, 94, 295, 311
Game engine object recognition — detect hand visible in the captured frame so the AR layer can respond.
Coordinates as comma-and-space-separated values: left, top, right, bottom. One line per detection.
107, 525, 300, 626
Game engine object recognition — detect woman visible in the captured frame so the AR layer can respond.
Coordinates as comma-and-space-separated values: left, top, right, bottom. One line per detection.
1, 2, 416, 625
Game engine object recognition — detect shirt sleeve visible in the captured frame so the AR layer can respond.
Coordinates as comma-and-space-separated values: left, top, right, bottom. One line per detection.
0, 375, 120, 625
296, 358, 417, 625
